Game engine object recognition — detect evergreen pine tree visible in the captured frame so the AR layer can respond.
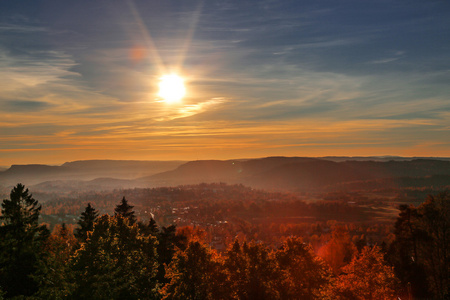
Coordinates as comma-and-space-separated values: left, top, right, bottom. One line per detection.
0, 183, 49, 298
114, 196, 137, 224
71, 215, 159, 299
74, 203, 99, 242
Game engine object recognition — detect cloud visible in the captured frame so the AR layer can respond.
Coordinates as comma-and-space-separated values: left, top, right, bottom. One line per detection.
155, 97, 227, 121
0, 0, 449, 163
368, 57, 399, 64
0, 100, 52, 112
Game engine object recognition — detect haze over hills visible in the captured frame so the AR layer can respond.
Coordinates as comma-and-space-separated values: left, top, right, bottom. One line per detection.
140, 157, 450, 191
0, 156, 449, 195
0, 160, 185, 188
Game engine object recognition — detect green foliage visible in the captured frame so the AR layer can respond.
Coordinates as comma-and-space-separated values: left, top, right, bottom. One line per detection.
156, 225, 188, 284
71, 214, 159, 299
223, 240, 281, 300
6, 183, 446, 299
33, 224, 78, 299
0, 183, 49, 298
163, 241, 227, 300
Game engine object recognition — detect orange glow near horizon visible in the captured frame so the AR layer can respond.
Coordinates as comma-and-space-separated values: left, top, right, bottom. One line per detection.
1, 116, 449, 167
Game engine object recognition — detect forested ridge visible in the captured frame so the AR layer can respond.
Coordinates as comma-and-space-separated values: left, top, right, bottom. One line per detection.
0, 183, 448, 299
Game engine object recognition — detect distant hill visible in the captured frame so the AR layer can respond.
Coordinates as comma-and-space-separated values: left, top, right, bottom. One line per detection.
0, 160, 185, 187
137, 157, 322, 186
61, 160, 185, 180
1, 157, 449, 193
140, 157, 450, 191
0, 164, 72, 187
336, 174, 450, 191
321, 156, 450, 162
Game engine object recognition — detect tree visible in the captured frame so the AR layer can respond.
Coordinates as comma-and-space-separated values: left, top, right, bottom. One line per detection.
0, 183, 49, 298
71, 214, 159, 299
34, 223, 78, 299
74, 203, 99, 242
114, 196, 137, 224
389, 192, 449, 299
138, 217, 159, 237
163, 241, 228, 299
275, 237, 331, 300
317, 226, 356, 275
416, 193, 449, 299
328, 246, 399, 300
223, 240, 281, 300
388, 204, 430, 298
156, 225, 188, 285
148, 217, 159, 235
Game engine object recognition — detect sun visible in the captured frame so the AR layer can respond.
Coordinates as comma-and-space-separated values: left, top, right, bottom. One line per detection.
158, 74, 186, 103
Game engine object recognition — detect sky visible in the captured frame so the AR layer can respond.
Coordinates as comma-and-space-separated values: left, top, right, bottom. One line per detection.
0, 0, 449, 166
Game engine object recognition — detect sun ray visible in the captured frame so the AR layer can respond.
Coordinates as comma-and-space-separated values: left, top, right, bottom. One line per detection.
175, 0, 204, 69
126, 0, 165, 73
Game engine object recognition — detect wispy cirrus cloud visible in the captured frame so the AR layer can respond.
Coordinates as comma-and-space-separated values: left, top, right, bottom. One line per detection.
0, 0, 449, 164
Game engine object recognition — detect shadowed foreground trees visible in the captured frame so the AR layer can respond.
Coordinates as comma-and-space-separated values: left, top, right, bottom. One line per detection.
71, 214, 159, 299
163, 238, 331, 300
389, 192, 449, 299
275, 237, 331, 300
223, 240, 281, 300
34, 223, 78, 299
3, 184, 448, 299
0, 183, 49, 298
163, 241, 227, 299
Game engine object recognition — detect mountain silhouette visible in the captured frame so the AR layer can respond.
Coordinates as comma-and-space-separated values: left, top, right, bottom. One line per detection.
1, 157, 448, 192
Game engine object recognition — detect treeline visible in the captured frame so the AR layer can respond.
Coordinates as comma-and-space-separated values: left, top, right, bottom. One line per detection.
0, 184, 448, 299
39, 183, 381, 228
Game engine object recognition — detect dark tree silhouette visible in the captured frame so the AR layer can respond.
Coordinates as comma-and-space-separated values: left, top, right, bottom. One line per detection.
223, 240, 282, 300
74, 203, 99, 242
389, 192, 449, 299
0, 183, 49, 298
148, 217, 159, 235
155, 225, 188, 285
114, 196, 137, 224
71, 215, 159, 299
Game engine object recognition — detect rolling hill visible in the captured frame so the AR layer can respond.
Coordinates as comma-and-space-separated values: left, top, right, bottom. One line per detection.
1, 157, 448, 194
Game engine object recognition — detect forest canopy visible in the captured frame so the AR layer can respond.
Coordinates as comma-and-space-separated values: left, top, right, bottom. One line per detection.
0, 184, 448, 299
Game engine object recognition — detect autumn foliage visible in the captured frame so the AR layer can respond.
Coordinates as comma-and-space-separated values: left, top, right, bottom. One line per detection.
0, 184, 448, 299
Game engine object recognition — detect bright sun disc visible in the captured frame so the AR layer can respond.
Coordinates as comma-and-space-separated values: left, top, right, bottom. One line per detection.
158, 74, 186, 103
